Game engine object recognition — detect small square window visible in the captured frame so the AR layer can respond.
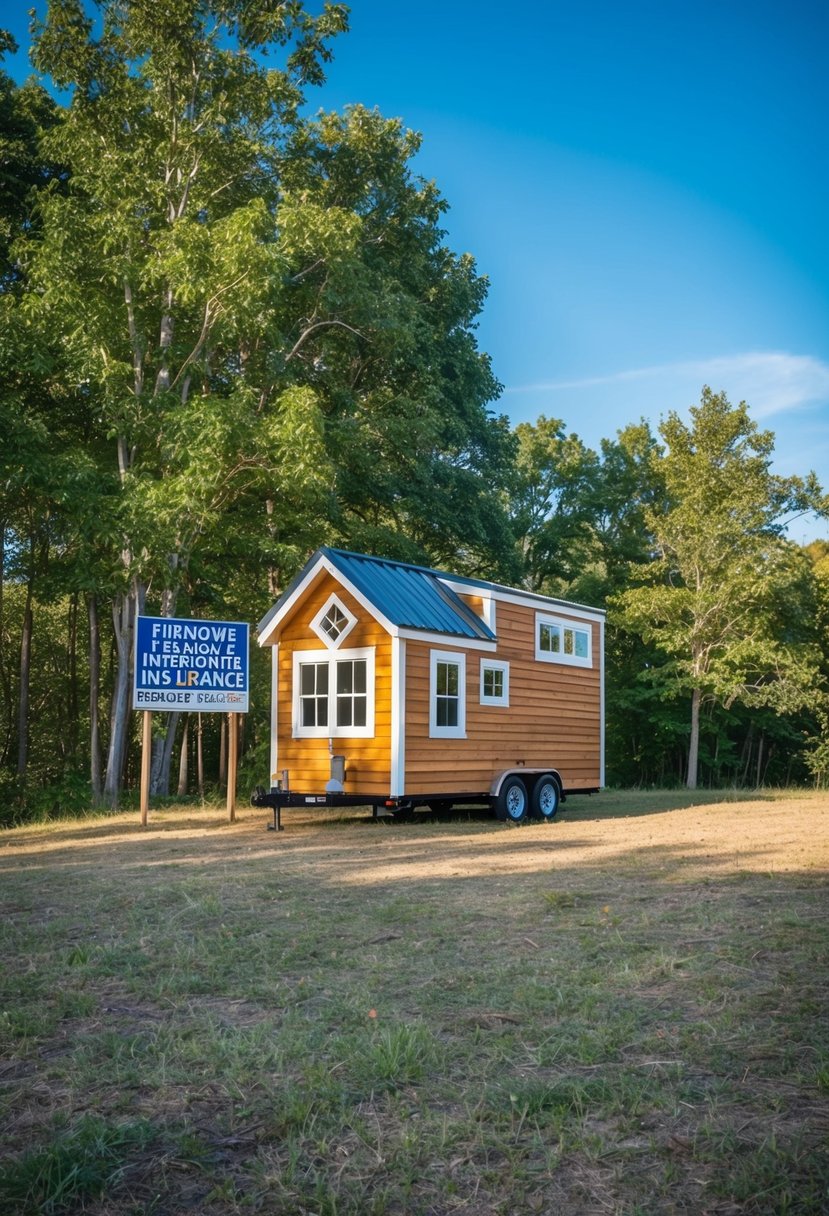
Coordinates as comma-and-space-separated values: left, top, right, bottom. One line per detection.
480, 660, 509, 707
484, 669, 502, 698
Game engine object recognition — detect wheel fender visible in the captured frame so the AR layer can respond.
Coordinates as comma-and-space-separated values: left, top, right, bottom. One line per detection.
489, 768, 563, 798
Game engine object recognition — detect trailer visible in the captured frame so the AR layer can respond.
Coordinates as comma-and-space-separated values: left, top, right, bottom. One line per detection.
252, 547, 604, 829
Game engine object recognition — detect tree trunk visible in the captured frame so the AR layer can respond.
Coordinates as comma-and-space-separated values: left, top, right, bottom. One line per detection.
67, 592, 79, 755
755, 732, 764, 789
149, 577, 180, 795
686, 688, 700, 790
104, 585, 139, 807
88, 594, 103, 804
177, 716, 189, 797
740, 723, 754, 786
150, 711, 180, 795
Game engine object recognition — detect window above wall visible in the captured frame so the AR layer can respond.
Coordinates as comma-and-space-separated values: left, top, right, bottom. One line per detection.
535, 613, 592, 668
480, 659, 509, 707
310, 593, 358, 649
429, 650, 466, 739
292, 646, 375, 738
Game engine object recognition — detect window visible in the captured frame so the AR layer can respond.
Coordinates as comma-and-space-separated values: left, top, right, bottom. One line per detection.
535, 613, 592, 667
310, 593, 357, 649
429, 650, 466, 738
480, 659, 509, 706
335, 657, 367, 729
299, 660, 329, 728
293, 647, 374, 737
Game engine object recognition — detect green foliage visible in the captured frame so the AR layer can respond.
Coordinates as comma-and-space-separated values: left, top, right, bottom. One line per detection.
611, 388, 827, 787
2, 1, 520, 814
2, 7, 828, 809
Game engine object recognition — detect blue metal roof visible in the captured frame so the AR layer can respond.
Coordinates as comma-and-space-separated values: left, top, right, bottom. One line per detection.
256, 547, 498, 641
321, 548, 495, 640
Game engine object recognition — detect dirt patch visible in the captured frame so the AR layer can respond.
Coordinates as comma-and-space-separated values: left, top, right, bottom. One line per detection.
2, 789, 826, 881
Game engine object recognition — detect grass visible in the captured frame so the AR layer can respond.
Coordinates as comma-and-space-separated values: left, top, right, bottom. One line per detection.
0, 788, 827, 1213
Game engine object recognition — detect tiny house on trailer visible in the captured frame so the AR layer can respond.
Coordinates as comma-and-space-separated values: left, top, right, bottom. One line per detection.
252, 547, 604, 828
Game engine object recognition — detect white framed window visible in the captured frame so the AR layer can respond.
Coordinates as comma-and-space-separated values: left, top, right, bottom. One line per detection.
429, 650, 466, 739
535, 613, 592, 668
480, 659, 509, 707
298, 658, 330, 729
310, 593, 357, 649
292, 646, 375, 738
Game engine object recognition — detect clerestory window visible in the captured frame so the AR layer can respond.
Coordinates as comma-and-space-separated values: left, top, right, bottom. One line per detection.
535, 613, 592, 667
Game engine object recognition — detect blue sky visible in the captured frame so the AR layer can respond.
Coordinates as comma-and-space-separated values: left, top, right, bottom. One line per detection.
5, 1, 828, 539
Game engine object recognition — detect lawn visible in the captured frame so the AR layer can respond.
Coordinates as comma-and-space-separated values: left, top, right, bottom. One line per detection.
1, 789, 827, 1214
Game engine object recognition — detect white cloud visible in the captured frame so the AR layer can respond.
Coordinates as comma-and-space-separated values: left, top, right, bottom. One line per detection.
505, 352, 829, 419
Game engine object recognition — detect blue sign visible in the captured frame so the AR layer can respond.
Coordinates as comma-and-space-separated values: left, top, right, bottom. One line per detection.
133, 616, 249, 712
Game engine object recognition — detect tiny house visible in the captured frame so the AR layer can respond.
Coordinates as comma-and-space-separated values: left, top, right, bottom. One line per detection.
253, 547, 604, 827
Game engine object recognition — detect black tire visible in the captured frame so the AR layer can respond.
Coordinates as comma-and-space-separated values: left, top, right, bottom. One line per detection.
494, 775, 528, 824
531, 774, 560, 821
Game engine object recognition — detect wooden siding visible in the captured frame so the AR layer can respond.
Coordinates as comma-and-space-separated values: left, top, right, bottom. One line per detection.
272, 571, 392, 796
404, 600, 601, 794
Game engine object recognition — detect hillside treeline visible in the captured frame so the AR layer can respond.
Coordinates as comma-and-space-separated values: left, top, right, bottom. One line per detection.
1, 4, 827, 822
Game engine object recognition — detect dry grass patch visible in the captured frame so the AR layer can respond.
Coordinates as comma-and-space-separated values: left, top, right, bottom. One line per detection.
1, 789, 827, 1213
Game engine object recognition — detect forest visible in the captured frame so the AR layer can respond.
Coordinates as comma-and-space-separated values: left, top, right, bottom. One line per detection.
1, 2, 828, 825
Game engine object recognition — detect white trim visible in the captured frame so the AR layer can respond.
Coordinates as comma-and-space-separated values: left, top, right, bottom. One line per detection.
269, 645, 279, 783
535, 611, 592, 668
441, 579, 606, 624
481, 595, 496, 633
429, 649, 467, 739
292, 645, 375, 739
480, 658, 509, 707
390, 637, 406, 796
398, 627, 497, 652
258, 560, 327, 645
260, 557, 604, 648
257, 554, 501, 651
310, 592, 358, 649
258, 555, 399, 646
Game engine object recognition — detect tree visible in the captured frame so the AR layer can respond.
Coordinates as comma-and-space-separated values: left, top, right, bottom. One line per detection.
802, 541, 829, 787
612, 387, 827, 789
19, 1, 515, 806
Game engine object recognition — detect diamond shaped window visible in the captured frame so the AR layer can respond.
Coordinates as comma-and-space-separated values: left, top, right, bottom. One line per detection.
321, 603, 348, 641
310, 594, 357, 648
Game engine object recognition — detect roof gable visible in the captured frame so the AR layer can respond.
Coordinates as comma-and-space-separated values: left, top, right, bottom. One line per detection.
257, 548, 496, 645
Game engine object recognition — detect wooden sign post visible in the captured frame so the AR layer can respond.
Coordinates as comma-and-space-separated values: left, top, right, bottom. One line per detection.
226, 712, 238, 822
140, 710, 152, 827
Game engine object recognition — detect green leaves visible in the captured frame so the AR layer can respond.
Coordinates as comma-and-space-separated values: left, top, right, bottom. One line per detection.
612, 388, 827, 785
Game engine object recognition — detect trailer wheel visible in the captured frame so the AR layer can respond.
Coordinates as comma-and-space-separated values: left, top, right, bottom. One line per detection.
495, 775, 528, 823
531, 774, 560, 821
